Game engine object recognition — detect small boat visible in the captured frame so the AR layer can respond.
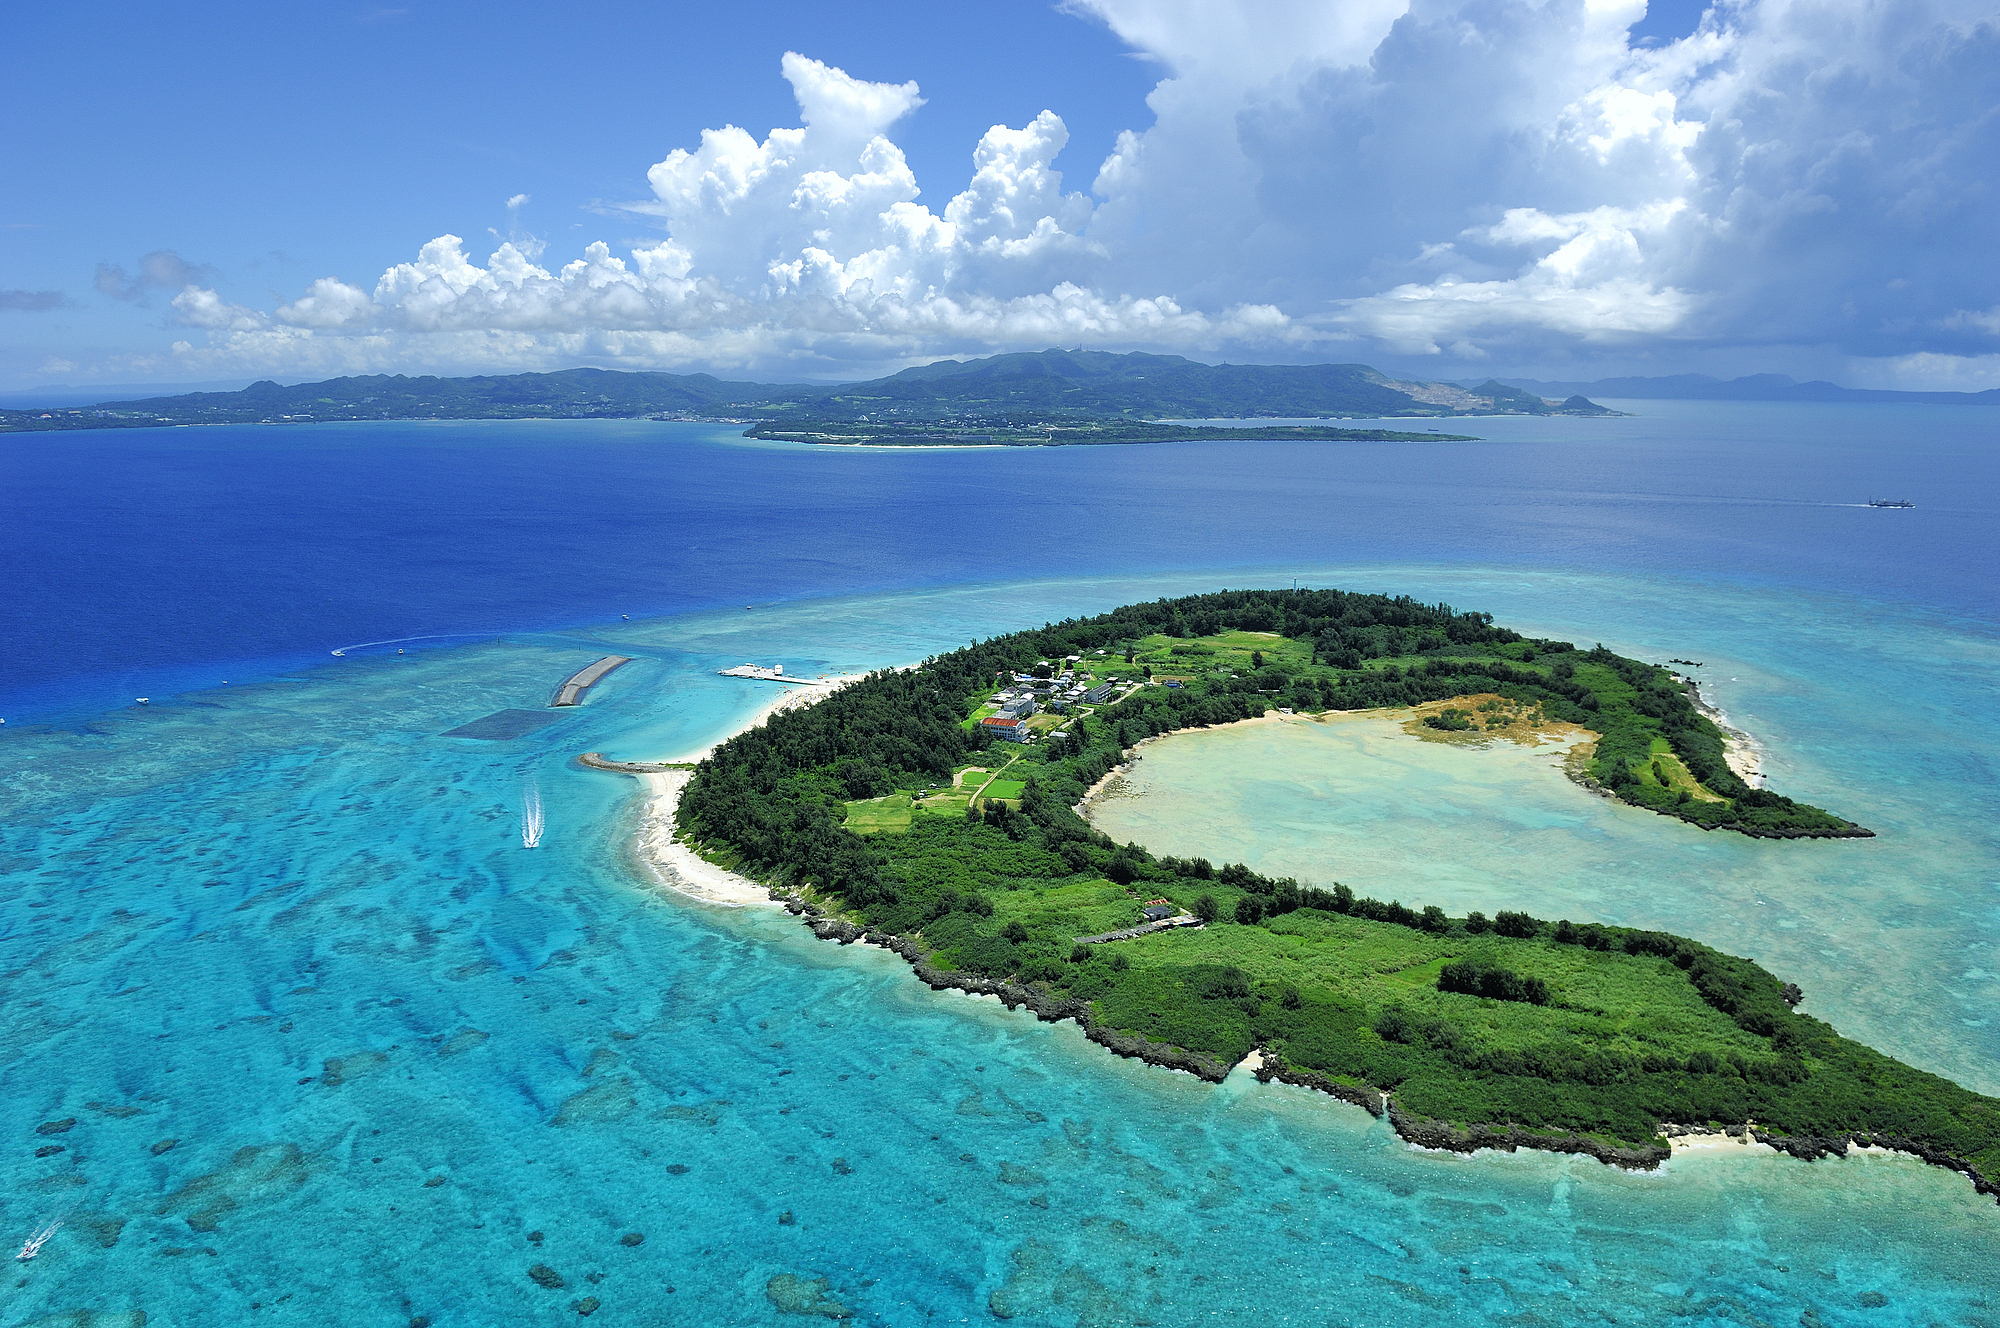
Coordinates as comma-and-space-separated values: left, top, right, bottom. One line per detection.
1868, 498, 1915, 508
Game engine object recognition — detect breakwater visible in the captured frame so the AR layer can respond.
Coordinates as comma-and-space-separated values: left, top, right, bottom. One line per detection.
576, 751, 681, 774
552, 655, 631, 706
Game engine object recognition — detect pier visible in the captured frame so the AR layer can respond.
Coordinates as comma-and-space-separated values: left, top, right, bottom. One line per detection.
552, 655, 632, 706
719, 663, 810, 684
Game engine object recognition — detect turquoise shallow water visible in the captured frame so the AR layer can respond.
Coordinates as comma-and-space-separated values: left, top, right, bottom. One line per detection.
4, 570, 1999, 1326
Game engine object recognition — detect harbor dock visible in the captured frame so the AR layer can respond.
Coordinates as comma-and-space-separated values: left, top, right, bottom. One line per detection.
719, 663, 812, 684
552, 655, 632, 706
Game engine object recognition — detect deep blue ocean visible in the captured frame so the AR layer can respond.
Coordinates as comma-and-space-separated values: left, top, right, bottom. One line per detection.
2, 402, 1998, 1326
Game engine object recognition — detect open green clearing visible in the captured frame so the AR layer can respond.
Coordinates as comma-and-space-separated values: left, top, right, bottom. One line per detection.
682, 588, 1993, 1184
842, 792, 913, 836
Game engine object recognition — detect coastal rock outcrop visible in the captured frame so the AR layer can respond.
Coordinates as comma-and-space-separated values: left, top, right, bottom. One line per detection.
1750, 1129, 2000, 1202
1386, 1103, 1671, 1170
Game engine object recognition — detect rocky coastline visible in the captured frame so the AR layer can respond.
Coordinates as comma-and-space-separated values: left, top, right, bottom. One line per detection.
772, 895, 1994, 1203
782, 899, 1234, 1082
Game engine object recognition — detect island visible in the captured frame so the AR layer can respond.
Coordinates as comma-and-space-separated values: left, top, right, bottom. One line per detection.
0, 349, 1617, 436
740, 420, 1478, 446
669, 588, 1997, 1201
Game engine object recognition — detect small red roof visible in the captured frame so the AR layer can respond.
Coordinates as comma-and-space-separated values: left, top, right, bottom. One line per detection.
980, 716, 1022, 728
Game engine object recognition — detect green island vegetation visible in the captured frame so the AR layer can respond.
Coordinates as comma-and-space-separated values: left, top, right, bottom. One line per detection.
675, 588, 2000, 1197
739, 420, 1476, 446
0, 349, 1614, 435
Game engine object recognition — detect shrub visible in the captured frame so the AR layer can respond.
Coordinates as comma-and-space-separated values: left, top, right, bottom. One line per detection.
1439, 960, 1550, 1005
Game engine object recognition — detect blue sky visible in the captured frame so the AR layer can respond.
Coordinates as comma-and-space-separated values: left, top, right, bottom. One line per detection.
4, 0, 1995, 390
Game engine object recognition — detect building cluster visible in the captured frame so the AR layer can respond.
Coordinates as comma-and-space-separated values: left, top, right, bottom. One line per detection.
977, 656, 1125, 743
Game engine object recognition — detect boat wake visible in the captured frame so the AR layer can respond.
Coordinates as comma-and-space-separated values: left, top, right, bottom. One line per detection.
521, 780, 545, 848
16, 1211, 68, 1261
329, 633, 491, 658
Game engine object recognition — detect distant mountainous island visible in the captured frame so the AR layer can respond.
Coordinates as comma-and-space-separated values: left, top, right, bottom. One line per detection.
0, 350, 1619, 442
1495, 372, 2000, 406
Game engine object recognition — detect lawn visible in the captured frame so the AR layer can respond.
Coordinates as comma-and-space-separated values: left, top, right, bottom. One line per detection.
1133, 628, 1314, 676
843, 792, 913, 835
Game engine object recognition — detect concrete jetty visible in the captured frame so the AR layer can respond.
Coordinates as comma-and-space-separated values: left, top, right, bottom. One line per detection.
552, 655, 632, 706
577, 751, 686, 774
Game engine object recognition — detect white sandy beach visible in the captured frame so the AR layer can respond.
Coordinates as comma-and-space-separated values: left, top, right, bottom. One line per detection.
1665, 1129, 1780, 1157
632, 769, 776, 908
1685, 679, 1768, 787
626, 673, 868, 908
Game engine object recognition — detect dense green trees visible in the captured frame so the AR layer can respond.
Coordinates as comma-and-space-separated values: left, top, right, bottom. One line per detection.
1439, 961, 1550, 1005
670, 589, 1992, 1184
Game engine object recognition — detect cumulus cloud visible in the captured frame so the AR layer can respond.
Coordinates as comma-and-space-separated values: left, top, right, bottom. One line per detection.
157, 50, 1291, 379
148, 4, 2000, 385
1079, 0, 1999, 372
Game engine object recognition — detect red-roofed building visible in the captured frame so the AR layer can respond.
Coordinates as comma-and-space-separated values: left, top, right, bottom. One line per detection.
980, 716, 1029, 743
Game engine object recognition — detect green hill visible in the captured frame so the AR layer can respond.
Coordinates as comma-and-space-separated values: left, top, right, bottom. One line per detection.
0, 351, 1617, 434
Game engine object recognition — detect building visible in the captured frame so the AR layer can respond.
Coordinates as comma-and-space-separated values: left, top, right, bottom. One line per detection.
997, 695, 1037, 720
1084, 681, 1118, 703
980, 716, 1030, 743
1142, 903, 1176, 922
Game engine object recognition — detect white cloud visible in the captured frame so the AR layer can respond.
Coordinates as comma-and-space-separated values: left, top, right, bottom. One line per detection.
148, 3, 2000, 380
1844, 352, 2000, 393
158, 49, 1290, 379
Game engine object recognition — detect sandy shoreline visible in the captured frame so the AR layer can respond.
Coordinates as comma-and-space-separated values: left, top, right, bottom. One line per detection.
663, 673, 868, 764
616, 673, 869, 908
630, 770, 777, 908
1664, 1129, 1779, 1157
1684, 678, 1767, 788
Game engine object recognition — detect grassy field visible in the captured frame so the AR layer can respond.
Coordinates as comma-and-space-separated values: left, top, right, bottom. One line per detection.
843, 792, 913, 835
1089, 910, 1774, 1073
1134, 628, 1309, 677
